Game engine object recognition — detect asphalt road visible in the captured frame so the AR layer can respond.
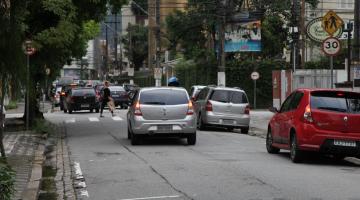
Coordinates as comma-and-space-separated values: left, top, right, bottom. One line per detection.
45, 109, 360, 200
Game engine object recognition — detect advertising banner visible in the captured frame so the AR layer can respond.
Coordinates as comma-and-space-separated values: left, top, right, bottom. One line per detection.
224, 20, 261, 52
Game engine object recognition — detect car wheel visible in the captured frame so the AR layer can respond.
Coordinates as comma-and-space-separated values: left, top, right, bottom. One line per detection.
197, 115, 206, 130
332, 155, 346, 161
241, 127, 249, 134
95, 108, 99, 113
290, 133, 303, 163
90, 109, 94, 113
69, 109, 73, 114
266, 128, 280, 154
131, 133, 139, 145
63, 109, 67, 113
127, 124, 132, 140
227, 127, 234, 132
187, 133, 196, 145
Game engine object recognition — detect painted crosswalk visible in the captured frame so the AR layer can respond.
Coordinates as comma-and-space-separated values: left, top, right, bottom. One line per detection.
64, 116, 123, 124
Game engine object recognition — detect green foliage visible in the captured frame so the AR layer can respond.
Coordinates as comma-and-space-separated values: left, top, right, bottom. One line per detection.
261, 15, 287, 58
4, 101, 17, 110
0, 159, 16, 200
131, 0, 147, 16
34, 119, 54, 135
175, 58, 288, 108
122, 24, 148, 70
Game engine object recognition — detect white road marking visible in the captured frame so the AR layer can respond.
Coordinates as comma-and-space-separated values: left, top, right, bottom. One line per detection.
80, 190, 89, 197
88, 117, 99, 122
112, 116, 123, 121
65, 118, 76, 123
119, 195, 180, 200
74, 162, 89, 197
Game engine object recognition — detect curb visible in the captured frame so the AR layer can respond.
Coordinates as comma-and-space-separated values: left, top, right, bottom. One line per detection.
21, 143, 45, 200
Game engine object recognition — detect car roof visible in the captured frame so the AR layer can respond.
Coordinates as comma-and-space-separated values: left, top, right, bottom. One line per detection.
140, 87, 187, 92
210, 86, 245, 93
295, 88, 359, 93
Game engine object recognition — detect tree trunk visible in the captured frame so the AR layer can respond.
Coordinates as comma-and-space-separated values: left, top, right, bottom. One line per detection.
0, 75, 7, 158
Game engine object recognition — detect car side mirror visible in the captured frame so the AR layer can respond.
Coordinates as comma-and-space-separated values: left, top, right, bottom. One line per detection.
269, 107, 279, 113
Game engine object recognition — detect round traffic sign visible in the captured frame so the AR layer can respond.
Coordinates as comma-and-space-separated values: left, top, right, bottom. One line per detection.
251, 71, 260, 80
322, 37, 341, 56
23, 40, 36, 55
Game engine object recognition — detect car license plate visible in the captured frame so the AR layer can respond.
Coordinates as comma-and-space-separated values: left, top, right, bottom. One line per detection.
223, 119, 234, 125
158, 125, 172, 132
333, 140, 357, 147
81, 104, 89, 108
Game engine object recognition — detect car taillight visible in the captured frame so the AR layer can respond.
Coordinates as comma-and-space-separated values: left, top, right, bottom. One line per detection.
245, 105, 250, 115
134, 101, 142, 116
187, 100, 194, 115
60, 92, 65, 96
303, 104, 313, 123
205, 101, 213, 112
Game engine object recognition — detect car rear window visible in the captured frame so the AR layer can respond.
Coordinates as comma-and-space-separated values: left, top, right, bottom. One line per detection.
72, 89, 95, 96
210, 90, 248, 104
140, 89, 188, 105
311, 91, 360, 113
109, 86, 125, 92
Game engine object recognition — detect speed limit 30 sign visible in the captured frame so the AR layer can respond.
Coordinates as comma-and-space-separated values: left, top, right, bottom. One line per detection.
322, 37, 341, 56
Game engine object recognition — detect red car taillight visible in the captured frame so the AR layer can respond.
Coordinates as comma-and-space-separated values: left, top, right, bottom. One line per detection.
187, 100, 194, 115
205, 101, 213, 112
134, 101, 142, 116
245, 105, 250, 115
303, 104, 313, 123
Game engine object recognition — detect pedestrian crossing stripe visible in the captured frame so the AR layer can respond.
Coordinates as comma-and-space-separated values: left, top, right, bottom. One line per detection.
65, 118, 76, 123
89, 117, 99, 122
112, 116, 123, 121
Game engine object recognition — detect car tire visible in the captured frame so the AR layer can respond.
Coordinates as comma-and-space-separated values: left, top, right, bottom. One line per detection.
131, 133, 139, 145
227, 127, 234, 132
90, 109, 94, 113
266, 128, 280, 154
187, 133, 196, 145
241, 127, 249, 134
63, 109, 67, 113
197, 115, 206, 130
95, 108, 99, 113
127, 124, 132, 140
332, 155, 346, 161
69, 109, 73, 114
290, 133, 303, 163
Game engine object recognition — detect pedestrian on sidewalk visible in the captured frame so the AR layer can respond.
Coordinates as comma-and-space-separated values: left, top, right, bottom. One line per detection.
100, 81, 115, 117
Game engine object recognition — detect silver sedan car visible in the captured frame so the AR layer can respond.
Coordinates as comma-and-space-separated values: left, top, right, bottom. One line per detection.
127, 87, 197, 145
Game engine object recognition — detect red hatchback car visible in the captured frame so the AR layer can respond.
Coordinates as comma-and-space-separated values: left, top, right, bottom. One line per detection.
267, 89, 360, 163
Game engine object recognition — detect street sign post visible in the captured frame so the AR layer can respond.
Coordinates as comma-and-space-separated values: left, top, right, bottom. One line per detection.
322, 37, 341, 88
251, 71, 260, 109
23, 40, 35, 130
322, 10, 344, 36
154, 68, 162, 86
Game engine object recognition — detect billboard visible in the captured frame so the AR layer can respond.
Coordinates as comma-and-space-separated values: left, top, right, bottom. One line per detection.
224, 20, 261, 52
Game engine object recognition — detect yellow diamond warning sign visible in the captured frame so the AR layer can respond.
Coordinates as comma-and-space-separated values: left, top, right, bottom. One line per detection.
322, 10, 344, 36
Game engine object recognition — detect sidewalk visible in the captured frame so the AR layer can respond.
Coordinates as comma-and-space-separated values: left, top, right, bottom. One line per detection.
3, 100, 53, 200
249, 110, 274, 138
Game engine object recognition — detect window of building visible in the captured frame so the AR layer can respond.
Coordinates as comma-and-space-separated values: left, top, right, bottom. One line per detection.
339, 0, 354, 9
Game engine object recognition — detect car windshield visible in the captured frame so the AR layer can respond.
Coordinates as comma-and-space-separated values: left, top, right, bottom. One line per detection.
140, 89, 188, 105
311, 91, 360, 113
210, 90, 248, 104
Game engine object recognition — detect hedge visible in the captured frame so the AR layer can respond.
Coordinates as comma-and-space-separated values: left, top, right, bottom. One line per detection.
0, 159, 16, 200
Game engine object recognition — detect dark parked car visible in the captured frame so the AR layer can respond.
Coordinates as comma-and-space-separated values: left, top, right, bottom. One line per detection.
63, 87, 97, 114
60, 83, 78, 110
109, 86, 129, 109
267, 89, 360, 163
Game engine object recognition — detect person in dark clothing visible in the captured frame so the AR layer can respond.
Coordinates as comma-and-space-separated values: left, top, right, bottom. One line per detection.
100, 81, 114, 117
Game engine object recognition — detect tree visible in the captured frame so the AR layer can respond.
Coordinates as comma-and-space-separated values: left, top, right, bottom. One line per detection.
122, 24, 148, 70
0, 0, 128, 158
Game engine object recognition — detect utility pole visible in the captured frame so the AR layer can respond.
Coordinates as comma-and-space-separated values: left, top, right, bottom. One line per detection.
114, 12, 119, 76
105, 26, 108, 80
218, 0, 228, 87
352, 0, 360, 85
155, 0, 161, 86
300, 0, 305, 68
291, 0, 300, 72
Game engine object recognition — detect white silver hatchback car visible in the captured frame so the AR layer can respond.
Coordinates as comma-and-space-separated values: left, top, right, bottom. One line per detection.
127, 87, 197, 145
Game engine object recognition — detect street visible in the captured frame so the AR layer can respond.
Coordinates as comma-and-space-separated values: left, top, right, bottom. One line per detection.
45, 109, 360, 200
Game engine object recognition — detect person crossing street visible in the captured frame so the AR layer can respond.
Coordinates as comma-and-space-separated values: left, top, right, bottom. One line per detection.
100, 81, 115, 117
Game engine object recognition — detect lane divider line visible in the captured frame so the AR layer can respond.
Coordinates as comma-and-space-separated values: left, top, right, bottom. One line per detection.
112, 116, 123, 121
118, 195, 181, 200
88, 117, 99, 122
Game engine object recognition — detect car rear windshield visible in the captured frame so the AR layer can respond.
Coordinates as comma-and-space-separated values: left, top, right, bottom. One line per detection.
72, 89, 95, 96
109, 86, 125, 92
210, 90, 248, 104
311, 91, 360, 113
140, 89, 188, 105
